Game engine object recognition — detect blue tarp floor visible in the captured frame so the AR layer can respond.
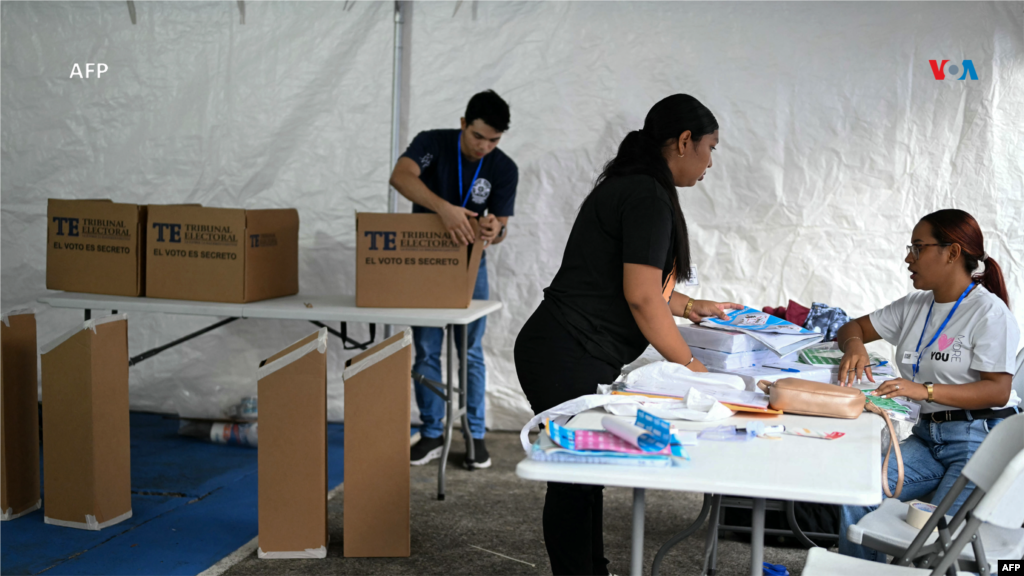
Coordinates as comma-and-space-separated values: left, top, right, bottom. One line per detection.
0, 412, 347, 576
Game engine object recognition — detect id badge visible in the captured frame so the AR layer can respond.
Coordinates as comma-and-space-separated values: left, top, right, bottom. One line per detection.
902, 351, 920, 364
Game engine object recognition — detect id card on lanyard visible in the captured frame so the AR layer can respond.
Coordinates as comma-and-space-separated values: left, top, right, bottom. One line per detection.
457, 131, 484, 208
908, 282, 974, 382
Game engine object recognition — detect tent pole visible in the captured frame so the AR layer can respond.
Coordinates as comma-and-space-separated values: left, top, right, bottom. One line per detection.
388, 1, 404, 215
385, 1, 404, 340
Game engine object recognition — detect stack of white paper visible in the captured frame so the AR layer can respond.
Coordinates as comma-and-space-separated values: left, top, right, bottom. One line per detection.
700, 307, 824, 357
709, 361, 832, 391
690, 346, 799, 370
677, 324, 766, 353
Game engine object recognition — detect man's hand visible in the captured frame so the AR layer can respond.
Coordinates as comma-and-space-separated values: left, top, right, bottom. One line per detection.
479, 214, 501, 243
437, 203, 478, 245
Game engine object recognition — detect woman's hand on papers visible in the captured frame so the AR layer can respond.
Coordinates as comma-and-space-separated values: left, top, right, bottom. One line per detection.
438, 203, 479, 245
838, 341, 875, 386
687, 300, 743, 323
873, 378, 926, 401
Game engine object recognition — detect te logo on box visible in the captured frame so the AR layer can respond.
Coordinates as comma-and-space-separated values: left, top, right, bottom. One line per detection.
1001, 560, 1023, 575
364, 231, 397, 251
249, 234, 278, 248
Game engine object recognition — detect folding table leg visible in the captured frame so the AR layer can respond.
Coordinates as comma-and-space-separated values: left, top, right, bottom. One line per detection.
651, 493, 713, 576
84, 309, 91, 321
750, 498, 766, 576
703, 494, 722, 576
631, 488, 646, 576
460, 325, 474, 464
437, 324, 455, 501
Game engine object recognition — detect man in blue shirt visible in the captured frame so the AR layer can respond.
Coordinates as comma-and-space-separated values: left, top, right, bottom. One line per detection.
389, 90, 518, 469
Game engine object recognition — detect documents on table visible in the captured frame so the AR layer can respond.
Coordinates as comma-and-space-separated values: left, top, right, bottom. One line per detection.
700, 307, 824, 357
799, 342, 898, 381
709, 361, 832, 391
859, 388, 921, 424
530, 410, 689, 467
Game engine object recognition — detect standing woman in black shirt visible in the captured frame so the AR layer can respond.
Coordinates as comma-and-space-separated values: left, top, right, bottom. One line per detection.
515, 94, 740, 576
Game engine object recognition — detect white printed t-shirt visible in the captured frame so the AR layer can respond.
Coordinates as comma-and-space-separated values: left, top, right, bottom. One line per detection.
869, 285, 1020, 414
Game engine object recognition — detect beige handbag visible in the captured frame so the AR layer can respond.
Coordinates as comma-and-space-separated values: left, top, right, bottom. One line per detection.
757, 378, 904, 498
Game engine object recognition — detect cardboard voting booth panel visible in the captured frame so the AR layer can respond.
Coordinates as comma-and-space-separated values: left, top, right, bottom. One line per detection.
356, 213, 483, 308
146, 205, 299, 303
1, 310, 41, 521
342, 329, 412, 557
40, 314, 131, 530
257, 329, 328, 559
46, 199, 146, 296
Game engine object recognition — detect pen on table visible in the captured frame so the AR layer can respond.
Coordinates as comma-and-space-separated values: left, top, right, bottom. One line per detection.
764, 364, 800, 373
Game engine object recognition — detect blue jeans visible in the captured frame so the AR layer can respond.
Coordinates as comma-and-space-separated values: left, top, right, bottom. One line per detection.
412, 254, 488, 440
839, 417, 1002, 561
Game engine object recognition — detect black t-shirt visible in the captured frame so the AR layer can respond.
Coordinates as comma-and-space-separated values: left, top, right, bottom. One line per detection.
401, 129, 518, 217
543, 174, 676, 367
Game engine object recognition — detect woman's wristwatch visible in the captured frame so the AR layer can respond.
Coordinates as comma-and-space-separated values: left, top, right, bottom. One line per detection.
925, 382, 935, 402
683, 298, 695, 318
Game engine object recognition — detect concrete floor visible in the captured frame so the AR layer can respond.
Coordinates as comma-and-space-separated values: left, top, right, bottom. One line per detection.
222, 431, 818, 576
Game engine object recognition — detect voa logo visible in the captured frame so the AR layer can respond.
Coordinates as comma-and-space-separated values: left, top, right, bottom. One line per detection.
929, 59, 978, 80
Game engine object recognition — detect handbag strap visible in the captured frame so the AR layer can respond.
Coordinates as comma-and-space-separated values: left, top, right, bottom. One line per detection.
865, 402, 904, 498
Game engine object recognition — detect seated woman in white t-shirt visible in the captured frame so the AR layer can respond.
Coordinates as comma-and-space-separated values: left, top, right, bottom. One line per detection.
835, 208, 1020, 562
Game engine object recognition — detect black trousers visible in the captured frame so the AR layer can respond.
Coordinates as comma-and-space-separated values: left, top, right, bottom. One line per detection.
515, 301, 622, 576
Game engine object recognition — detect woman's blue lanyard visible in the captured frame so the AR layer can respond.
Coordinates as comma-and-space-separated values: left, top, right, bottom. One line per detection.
911, 282, 974, 382
457, 131, 483, 208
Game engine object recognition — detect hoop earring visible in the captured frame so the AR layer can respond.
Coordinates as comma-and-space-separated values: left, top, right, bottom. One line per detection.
677, 153, 684, 158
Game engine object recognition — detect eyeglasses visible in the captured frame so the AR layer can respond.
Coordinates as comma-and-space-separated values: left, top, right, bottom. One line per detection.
906, 243, 951, 260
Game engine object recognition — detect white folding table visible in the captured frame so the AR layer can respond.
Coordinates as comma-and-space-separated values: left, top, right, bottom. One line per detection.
516, 410, 883, 576
38, 291, 502, 500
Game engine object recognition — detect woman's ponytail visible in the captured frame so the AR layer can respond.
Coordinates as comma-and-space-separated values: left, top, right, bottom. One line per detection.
921, 209, 1011, 309
976, 255, 1010, 308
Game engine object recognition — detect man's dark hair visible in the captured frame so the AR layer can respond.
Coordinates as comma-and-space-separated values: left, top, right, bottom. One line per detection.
465, 90, 510, 132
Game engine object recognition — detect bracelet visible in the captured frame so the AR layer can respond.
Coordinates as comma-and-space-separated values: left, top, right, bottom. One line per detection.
926, 382, 935, 403
841, 336, 862, 352
684, 356, 695, 366
683, 298, 695, 318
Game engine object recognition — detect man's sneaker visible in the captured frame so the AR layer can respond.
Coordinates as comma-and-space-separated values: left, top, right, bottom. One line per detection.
463, 438, 492, 470
410, 436, 444, 466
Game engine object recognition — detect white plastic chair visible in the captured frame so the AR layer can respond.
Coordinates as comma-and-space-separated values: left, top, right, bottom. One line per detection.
802, 446, 1024, 569
846, 413, 1024, 573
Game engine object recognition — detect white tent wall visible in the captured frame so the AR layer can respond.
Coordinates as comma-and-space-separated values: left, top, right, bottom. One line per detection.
2, 2, 1022, 431
1, 1, 395, 421
403, 1, 1024, 431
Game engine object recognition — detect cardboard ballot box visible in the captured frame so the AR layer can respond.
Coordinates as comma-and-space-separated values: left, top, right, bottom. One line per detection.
356, 213, 483, 309
1, 310, 41, 521
257, 329, 328, 559
343, 329, 412, 557
40, 314, 131, 530
47, 199, 146, 296
146, 205, 299, 303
